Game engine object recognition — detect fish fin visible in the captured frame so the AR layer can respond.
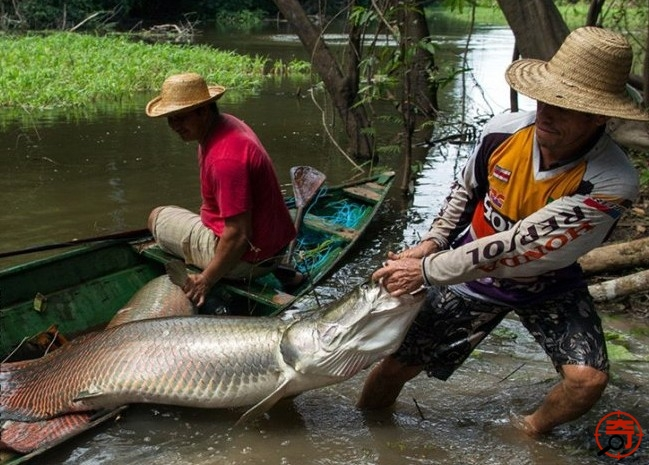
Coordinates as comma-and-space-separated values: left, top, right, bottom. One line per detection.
165, 260, 189, 288
73, 387, 103, 401
234, 379, 291, 427
0, 413, 93, 454
310, 350, 374, 378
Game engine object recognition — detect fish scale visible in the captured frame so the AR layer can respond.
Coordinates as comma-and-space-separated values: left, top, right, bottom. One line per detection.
0, 413, 94, 453
106, 275, 195, 328
0, 282, 425, 425
1, 317, 287, 421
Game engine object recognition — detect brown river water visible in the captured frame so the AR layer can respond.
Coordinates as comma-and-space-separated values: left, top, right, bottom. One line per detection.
1, 23, 648, 465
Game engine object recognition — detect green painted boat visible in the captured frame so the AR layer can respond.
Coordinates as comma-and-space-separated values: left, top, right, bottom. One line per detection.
0, 169, 395, 464
0, 170, 395, 361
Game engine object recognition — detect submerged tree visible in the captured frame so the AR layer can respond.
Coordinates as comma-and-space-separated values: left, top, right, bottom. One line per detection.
272, 0, 438, 192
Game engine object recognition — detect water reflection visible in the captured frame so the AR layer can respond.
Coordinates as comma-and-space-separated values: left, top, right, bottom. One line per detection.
2, 23, 648, 465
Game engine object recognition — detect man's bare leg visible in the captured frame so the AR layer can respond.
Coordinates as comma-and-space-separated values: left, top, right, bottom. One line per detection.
519, 364, 608, 435
357, 355, 424, 409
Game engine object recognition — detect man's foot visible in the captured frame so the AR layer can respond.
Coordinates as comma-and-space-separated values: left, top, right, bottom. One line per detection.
273, 265, 305, 292
283, 272, 305, 292
509, 410, 543, 438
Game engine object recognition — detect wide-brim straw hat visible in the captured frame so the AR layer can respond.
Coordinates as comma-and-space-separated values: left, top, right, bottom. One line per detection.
506, 27, 649, 121
146, 73, 226, 118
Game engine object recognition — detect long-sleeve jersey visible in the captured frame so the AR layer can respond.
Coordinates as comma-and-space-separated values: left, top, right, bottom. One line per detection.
421, 111, 638, 305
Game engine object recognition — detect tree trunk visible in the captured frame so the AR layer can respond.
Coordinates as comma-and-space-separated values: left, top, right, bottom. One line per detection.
645, 2, 649, 108
579, 237, 649, 275
397, 0, 437, 119
394, 0, 438, 193
496, 0, 569, 60
588, 269, 649, 302
586, 0, 606, 26
272, 0, 374, 160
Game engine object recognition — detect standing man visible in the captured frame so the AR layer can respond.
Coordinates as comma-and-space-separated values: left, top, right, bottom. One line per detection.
146, 73, 299, 306
357, 27, 649, 436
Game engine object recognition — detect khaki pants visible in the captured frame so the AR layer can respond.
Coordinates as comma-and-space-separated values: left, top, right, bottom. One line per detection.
149, 206, 276, 280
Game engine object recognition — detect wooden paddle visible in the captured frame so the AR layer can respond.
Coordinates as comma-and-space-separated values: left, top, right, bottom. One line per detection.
0, 228, 151, 259
282, 165, 326, 265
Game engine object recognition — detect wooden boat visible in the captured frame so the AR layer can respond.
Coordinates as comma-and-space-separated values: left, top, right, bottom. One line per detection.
0, 170, 396, 361
0, 169, 395, 464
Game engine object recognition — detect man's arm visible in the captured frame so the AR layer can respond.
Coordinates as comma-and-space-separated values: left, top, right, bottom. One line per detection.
184, 211, 252, 306
421, 180, 477, 250
422, 194, 624, 285
376, 194, 625, 296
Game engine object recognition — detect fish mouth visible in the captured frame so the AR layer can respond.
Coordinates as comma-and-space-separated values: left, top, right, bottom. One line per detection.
368, 284, 426, 316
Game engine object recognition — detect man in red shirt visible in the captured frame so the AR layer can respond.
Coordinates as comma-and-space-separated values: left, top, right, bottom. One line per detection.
146, 73, 298, 306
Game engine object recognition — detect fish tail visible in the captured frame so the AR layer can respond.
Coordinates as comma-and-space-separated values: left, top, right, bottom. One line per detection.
1, 359, 36, 421
1, 413, 93, 453
0, 356, 66, 422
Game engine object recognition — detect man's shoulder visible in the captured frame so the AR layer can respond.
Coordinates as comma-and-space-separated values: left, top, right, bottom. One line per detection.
586, 133, 639, 194
210, 114, 265, 151
482, 111, 535, 136
470, 112, 535, 161
218, 113, 252, 135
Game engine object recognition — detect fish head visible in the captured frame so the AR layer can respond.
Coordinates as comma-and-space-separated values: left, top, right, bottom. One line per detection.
316, 280, 426, 354
282, 281, 425, 379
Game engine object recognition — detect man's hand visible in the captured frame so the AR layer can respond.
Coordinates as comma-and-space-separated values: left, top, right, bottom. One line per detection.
387, 240, 439, 260
371, 240, 439, 296
183, 272, 214, 307
372, 257, 425, 296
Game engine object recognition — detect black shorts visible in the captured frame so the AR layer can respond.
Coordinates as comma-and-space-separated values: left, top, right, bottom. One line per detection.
393, 285, 608, 380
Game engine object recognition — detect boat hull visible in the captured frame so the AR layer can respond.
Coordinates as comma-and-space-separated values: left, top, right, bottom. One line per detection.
0, 171, 395, 360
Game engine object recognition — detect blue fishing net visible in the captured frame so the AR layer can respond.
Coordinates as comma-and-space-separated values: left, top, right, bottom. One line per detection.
293, 191, 370, 275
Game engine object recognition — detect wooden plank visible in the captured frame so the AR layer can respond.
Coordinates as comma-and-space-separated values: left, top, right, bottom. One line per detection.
302, 215, 359, 241
342, 182, 384, 203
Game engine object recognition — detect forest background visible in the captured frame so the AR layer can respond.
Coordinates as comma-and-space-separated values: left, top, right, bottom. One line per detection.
2, 0, 649, 316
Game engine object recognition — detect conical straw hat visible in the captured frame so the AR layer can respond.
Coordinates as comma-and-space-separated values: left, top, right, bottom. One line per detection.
146, 73, 226, 118
506, 27, 649, 121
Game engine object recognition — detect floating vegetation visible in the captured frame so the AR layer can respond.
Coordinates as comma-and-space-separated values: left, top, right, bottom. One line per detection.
0, 32, 268, 109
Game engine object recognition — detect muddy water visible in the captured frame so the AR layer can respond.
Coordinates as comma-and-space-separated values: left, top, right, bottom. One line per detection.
26, 313, 649, 465
2, 24, 648, 464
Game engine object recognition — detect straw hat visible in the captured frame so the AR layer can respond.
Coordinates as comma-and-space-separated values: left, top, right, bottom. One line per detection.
146, 73, 226, 118
506, 27, 649, 121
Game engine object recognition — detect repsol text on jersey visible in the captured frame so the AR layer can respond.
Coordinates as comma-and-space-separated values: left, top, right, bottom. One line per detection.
468, 205, 595, 271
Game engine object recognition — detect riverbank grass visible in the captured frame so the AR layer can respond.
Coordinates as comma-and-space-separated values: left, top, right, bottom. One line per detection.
437, 1, 647, 30
0, 32, 268, 109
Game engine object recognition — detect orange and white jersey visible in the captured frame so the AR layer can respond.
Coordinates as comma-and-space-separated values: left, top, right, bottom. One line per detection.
421, 111, 638, 304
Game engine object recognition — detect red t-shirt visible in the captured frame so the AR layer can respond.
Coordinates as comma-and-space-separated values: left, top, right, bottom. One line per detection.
199, 114, 296, 263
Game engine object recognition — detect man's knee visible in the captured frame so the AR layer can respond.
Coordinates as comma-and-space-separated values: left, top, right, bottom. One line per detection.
148, 206, 165, 232
376, 355, 422, 380
357, 356, 423, 409
561, 364, 608, 400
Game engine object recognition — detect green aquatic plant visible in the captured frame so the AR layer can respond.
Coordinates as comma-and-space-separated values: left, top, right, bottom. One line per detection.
0, 32, 268, 109
605, 328, 649, 362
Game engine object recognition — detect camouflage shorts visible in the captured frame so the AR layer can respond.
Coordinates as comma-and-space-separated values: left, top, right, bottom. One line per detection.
393, 285, 608, 380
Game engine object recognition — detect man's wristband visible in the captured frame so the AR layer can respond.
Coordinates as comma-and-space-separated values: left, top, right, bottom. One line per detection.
421, 256, 433, 287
